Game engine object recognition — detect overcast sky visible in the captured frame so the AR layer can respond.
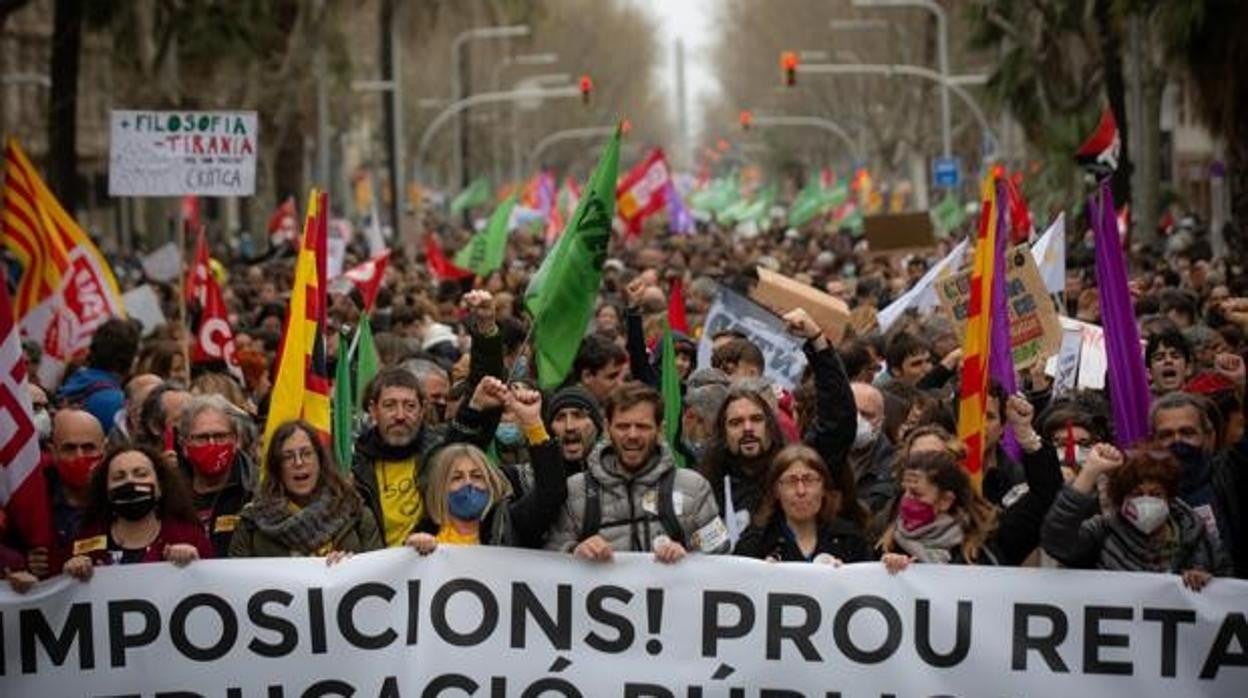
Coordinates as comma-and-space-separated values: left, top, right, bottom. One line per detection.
627, 0, 721, 148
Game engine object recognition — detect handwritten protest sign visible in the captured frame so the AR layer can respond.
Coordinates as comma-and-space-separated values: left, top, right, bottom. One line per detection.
109, 110, 257, 196
697, 287, 806, 389
938, 244, 1062, 370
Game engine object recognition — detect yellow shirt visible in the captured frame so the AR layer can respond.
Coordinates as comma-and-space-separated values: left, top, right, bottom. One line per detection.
436, 524, 480, 546
376, 458, 422, 547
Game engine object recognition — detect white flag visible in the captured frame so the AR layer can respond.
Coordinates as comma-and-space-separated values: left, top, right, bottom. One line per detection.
1030, 212, 1066, 295
876, 239, 969, 333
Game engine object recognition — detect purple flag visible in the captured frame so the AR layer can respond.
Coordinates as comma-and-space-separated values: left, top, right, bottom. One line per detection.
989, 180, 1022, 461
665, 179, 694, 235
1090, 179, 1151, 447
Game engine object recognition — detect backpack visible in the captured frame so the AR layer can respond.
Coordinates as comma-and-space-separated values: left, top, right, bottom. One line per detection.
578, 468, 685, 549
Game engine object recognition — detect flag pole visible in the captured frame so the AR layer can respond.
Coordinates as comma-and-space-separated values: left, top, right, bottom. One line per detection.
178, 221, 193, 385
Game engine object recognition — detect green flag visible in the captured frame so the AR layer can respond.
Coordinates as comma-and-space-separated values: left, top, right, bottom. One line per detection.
332, 326, 354, 474
788, 182, 848, 227
454, 194, 517, 276
449, 177, 491, 217
354, 314, 379, 410
660, 325, 687, 468
931, 194, 966, 234
524, 127, 620, 390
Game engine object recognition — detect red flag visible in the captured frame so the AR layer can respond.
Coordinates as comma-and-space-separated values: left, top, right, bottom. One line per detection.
1003, 173, 1032, 244
342, 251, 392, 312
267, 196, 298, 247
616, 148, 671, 235
180, 196, 200, 233
667, 278, 689, 334
190, 253, 243, 382
424, 235, 473, 282
0, 269, 54, 550
1075, 107, 1121, 176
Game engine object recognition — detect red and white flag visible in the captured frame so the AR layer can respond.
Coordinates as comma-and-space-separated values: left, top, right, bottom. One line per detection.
424, 235, 473, 283
187, 229, 242, 381
0, 270, 53, 551
616, 148, 671, 236
342, 251, 391, 312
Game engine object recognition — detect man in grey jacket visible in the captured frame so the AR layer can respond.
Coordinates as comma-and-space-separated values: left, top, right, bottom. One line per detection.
545, 382, 730, 562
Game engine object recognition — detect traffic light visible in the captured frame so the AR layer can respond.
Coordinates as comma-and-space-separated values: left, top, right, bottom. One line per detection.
781, 51, 798, 87
739, 110, 753, 131
579, 74, 593, 105
621, 118, 632, 135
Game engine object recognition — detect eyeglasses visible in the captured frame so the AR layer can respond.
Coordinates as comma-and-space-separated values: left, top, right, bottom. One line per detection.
186, 431, 235, 447
778, 473, 823, 489
280, 448, 317, 465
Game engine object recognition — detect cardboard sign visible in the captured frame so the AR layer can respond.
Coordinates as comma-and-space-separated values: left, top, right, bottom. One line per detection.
750, 267, 850, 343
109, 110, 257, 196
937, 245, 1062, 370
864, 211, 936, 253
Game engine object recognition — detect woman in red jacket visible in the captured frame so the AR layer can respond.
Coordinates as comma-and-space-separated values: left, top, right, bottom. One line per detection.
63, 444, 212, 580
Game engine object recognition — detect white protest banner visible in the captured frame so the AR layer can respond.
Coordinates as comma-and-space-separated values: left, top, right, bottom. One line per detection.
109, 110, 257, 196
876, 238, 968, 333
1049, 317, 1085, 398
1, 547, 1243, 697
697, 286, 806, 389
139, 241, 183, 282
120, 284, 167, 336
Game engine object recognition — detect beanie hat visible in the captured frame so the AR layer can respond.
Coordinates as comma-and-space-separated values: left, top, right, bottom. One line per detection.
544, 385, 603, 431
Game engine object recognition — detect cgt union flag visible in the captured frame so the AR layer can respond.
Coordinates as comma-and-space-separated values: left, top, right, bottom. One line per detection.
186, 227, 242, 382
1, 139, 126, 387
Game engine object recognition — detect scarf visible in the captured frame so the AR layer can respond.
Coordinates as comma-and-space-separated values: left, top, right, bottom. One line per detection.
891, 514, 965, 564
243, 488, 359, 554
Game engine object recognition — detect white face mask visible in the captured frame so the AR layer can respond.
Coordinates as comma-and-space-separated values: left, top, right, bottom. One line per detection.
1122, 495, 1170, 535
853, 413, 877, 450
33, 409, 52, 440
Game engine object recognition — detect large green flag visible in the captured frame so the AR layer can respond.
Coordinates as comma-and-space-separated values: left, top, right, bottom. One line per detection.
449, 177, 491, 217
331, 326, 353, 474
931, 193, 966, 234
788, 182, 848, 227
354, 314, 379, 410
454, 194, 517, 276
524, 127, 620, 390
660, 325, 686, 468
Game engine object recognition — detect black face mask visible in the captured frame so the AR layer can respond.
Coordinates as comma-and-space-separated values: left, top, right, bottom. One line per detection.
109, 482, 158, 521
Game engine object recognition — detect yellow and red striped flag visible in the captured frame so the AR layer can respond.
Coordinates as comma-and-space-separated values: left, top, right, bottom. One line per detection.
1, 139, 126, 386
956, 173, 1001, 493
261, 189, 332, 456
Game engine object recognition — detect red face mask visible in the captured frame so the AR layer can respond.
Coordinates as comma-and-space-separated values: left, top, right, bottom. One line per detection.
898, 494, 938, 532
185, 442, 236, 478
55, 454, 101, 489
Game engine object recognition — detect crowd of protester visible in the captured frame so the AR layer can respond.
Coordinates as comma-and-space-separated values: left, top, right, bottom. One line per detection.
2, 201, 1246, 595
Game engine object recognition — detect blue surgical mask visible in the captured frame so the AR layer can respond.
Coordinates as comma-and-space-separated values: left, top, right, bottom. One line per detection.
448, 484, 490, 521
496, 422, 523, 446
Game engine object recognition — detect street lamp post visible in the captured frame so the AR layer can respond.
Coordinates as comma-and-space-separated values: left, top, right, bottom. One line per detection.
416, 85, 584, 189
526, 125, 617, 173
450, 25, 531, 192
745, 115, 865, 163
507, 73, 572, 181
851, 0, 951, 158
491, 52, 558, 185
828, 18, 911, 64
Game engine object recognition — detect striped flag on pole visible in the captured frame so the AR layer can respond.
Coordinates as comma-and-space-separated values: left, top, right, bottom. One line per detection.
956, 173, 1002, 493
261, 190, 332, 456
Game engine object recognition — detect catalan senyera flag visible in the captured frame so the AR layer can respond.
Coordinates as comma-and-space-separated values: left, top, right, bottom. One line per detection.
1, 139, 126, 387
262, 190, 332, 456
956, 173, 1002, 494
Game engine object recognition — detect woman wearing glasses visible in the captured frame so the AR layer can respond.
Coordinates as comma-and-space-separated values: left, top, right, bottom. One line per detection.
228, 420, 382, 560
734, 444, 872, 564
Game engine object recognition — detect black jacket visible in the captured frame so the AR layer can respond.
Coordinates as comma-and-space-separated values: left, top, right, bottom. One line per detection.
416, 439, 568, 548
734, 514, 873, 563
182, 453, 254, 559
976, 443, 1064, 566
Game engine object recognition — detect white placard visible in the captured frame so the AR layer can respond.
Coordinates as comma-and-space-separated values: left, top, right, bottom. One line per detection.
139, 241, 182, 282
120, 284, 166, 335
1, 547, 1243, 697
109, 110, 257, 196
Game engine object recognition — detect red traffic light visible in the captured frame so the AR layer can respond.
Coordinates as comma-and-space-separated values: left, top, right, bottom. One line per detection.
579, 74, 593, 104
780, 51, 798, 86
739, 110, 753, 131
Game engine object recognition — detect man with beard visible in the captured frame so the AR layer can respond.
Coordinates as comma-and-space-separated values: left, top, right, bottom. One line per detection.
177, 394, 254, 557
546, 382, 728, 561
1151, 390, 1244, 577
353, 368, 503, 547
1147, 329, 1194, 396
698, 308, 858, 540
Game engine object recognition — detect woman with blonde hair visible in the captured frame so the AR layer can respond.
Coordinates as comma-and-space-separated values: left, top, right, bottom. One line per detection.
878, 394, 1062, 569
406, 386, 566, 553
